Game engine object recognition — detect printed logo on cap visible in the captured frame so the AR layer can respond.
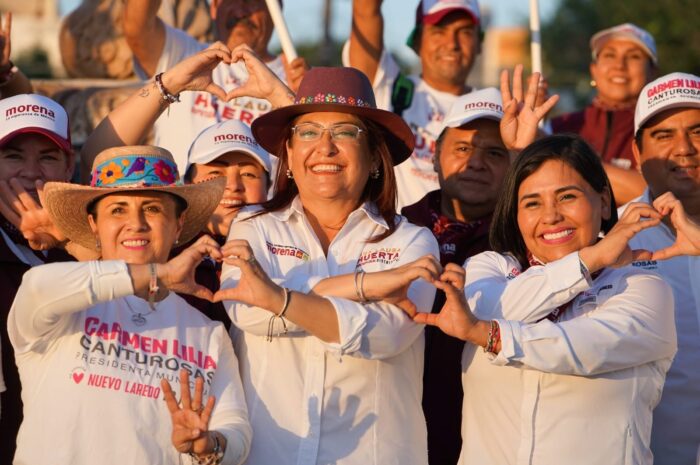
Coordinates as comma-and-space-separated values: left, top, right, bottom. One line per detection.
213, 132, 261, 148
635, 73, 700, 134
463, 100, 503, 113
4, 103, 56, 122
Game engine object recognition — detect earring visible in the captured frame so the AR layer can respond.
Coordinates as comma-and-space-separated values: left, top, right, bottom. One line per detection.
174, 238, 179, 245
370, 168, 380, 179
590, 79, 597, 88
286, 168, 294, 179
95, 239, 101, 250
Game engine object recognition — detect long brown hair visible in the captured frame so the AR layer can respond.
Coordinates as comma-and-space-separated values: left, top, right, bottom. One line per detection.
257, 117, 399, 242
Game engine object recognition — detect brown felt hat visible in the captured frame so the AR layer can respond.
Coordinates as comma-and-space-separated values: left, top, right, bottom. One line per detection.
251, 67, 414, 165
43, 146, 225, 251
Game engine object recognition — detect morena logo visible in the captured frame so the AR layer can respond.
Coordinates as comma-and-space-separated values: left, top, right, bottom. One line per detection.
213, 133, 259, 146
647, 78, 700, 98
5, 104, 56, 119
464, 101, 503, 113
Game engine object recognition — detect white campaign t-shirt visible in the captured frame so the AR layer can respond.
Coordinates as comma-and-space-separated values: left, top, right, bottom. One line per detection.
342, 43, 461, 210
8, 260, 251, 465
134, 25, 286, 174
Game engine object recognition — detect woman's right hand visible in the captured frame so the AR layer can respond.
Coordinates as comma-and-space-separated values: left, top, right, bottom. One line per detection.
579, 202, 661, 272
226, 44, 295, 108
213, 239, 287, 313
159, 235, 224, 301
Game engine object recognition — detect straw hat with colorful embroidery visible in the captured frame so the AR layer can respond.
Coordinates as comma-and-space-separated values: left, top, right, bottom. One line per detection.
43, 145, 225, 250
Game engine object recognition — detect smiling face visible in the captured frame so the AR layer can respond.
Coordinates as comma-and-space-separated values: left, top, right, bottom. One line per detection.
517, 159, 611, 263
0, 133, 73, 196
590, 39, 654, 106
418, 11, 480, 90
212, 0, 273, 56
435, 119, 510, 219
285, 112, 375, 207
88, 192, 185, 264
188, 151, 268, 237
634, 107, 700, 203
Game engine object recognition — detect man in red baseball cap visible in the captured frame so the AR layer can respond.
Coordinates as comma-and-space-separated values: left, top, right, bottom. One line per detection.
344, 0, 482, 209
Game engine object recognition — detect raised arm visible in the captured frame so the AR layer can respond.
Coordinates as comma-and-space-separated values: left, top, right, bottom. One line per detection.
348, 0, 384, 83
603, 162, 646, 206
123, 0, 167, 78
80, 43, 234, 181
0, 12, 32, 98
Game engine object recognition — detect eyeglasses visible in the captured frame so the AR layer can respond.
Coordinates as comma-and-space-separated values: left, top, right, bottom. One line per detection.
291, 122, 365, 142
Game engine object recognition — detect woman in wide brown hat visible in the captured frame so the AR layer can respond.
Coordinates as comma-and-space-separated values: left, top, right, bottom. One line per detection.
8, 144, 252, 464
214, 48, 440, 464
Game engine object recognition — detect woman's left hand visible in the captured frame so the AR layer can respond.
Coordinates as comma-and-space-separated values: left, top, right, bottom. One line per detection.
162, 369, 217, 455
499, 64, 559, 152
414, 264, 488, 345
652, 191, 700, 259
213, 239, 285, 312
579, 202, 661, 272
161, 42, 233, 100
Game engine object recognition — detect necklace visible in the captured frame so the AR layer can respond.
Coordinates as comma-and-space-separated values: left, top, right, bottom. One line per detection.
123, 296, 155, 326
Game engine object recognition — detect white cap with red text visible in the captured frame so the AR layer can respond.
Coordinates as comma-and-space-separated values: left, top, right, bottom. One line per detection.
187, 119, 273, 174
634, 72, 700, 135
442, 87, 503, 131
0, 94, 71, 152
590, 23, 657, 65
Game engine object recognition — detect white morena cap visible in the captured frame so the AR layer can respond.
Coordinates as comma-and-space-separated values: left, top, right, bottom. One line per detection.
0, 94, 71, 152
590, 23, 657, 65
187, 119, 273, 174
634, 72, 700, 135
442, 87, 503, 132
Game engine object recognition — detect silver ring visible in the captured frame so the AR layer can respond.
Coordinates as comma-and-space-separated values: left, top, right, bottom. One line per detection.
247, 256, 257, 264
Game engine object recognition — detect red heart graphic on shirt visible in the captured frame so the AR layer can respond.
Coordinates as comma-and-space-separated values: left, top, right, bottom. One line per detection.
72, 372, 84, 384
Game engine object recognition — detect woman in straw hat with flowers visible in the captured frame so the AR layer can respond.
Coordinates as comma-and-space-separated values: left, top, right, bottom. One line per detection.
8, 144, 252, 464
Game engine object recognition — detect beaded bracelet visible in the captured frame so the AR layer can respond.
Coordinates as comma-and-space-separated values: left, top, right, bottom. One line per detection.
484, 320, 501, 353
188, 432, 224, 465
154, 72, 181, 104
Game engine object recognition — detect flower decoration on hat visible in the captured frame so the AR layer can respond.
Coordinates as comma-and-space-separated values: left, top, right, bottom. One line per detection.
154, 159, 176, 184
97, 161, 125, 186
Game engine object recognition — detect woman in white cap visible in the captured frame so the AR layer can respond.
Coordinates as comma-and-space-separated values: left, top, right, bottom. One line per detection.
552, 23, 657, 205
8, 145, 252, 464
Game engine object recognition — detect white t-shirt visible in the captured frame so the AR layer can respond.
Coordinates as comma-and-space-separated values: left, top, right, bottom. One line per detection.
134, 25, 286, 174
221, 198, 439, 465
8, 260, 251, 465
621, 190, 700, 465
459, 251, 676, 465
342, 43, 460, 209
